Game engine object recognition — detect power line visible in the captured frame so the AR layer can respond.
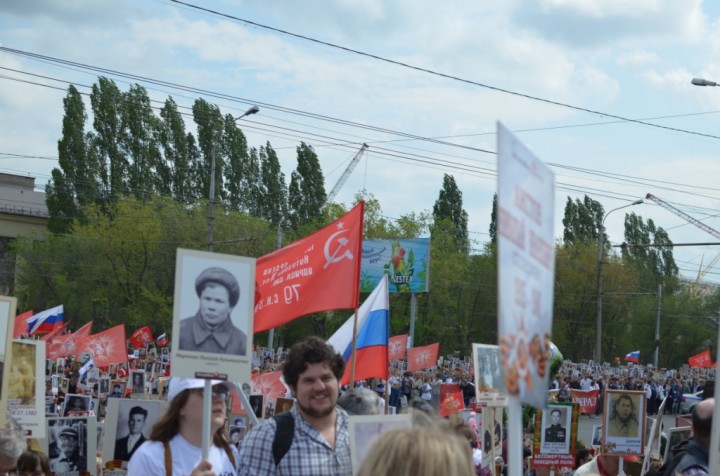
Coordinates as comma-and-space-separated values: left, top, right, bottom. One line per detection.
168, 0, 720, 142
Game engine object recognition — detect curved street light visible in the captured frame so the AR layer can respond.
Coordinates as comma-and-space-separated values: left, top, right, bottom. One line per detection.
595, 199, 644, 363
691, 78, 718, 87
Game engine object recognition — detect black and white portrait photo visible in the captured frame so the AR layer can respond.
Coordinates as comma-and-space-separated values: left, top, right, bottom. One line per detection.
171, 249, 255, 382
249, 394, 264, 419
63, 394, 91, 417
603, 390, 645, 455
130, 370, 145, 397
45, 417, 97, 476
101, 398, 167, 468
540, 404, 572, 455
472, 343, 506, 406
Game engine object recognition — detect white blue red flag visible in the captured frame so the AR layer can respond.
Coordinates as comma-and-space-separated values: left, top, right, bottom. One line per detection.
156, 333, 169, 347
327, 275, 389, 385
26, 305, 64, 335
624, 350, 640, 363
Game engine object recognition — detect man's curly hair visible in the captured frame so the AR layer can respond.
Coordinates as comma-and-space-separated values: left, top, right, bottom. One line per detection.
282, 336, 345, 388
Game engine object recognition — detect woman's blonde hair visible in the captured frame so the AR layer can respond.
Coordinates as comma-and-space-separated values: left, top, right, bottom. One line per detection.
356, 424, 475, 476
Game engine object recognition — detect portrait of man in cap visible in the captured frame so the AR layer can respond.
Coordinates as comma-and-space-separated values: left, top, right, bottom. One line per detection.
49, 424, 87, 473
178, 266, 247, 356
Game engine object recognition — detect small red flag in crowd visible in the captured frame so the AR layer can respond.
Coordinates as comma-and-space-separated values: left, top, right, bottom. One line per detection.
129, 326, 154, 349
407, 343, 440, 372
75, 324, 128, 367
440, 390, 465, 417
388, 334, 408, 362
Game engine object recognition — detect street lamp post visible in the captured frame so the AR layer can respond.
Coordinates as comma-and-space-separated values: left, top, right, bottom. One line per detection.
595, 199, 643, 363
207, 105, 260, 252
691, 78, 718, 87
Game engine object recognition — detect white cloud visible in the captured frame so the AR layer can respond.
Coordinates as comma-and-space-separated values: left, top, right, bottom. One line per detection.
616, 49, 660, 67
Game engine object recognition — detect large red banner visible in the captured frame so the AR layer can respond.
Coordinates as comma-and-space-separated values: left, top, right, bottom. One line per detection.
46, 321, 93, 360
75, 324, 128, 367
688, 350, 712, 368
570, 388, 599, 414
254, 202, 364, 333
407, 343, 440, 372
388, 334, 408, 361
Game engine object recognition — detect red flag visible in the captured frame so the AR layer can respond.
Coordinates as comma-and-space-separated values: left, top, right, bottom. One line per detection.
46, 321, 93, 360
13, 310, 33, 338
129, 326, 154, 349
407, 343, 440, 372
689, 350, 712, 368
244, 370, 287, 414
254, 202, 364, 333
388, 334, 408, 362
75, 324, 127, 367
440, 390, 465, 417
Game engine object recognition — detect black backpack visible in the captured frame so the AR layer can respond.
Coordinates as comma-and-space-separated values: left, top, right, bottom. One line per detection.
272, 411, 295, 466
653, 439, 690, 476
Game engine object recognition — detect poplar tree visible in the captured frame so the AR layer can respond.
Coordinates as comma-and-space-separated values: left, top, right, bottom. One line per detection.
90, 77, 125, 202
258, 142, 288, 227
431, 174, 469, 253
288, 142, 326, 229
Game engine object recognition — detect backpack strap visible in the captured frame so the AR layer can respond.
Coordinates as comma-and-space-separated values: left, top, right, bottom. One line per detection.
272, 411, 295, 466
163, 441, 172, 476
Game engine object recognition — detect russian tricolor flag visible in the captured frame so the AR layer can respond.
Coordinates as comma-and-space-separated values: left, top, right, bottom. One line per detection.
327, 275, 389, 386
624, 350, 640, 363
26, 305, 64, 335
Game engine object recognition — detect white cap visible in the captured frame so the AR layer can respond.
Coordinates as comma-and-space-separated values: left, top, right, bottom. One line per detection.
167, 377, 232, 401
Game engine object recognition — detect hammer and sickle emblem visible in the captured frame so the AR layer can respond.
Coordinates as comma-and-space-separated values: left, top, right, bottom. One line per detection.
324, 230, 354, 269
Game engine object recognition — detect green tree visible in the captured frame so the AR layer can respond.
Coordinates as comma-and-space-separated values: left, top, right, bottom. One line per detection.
288, 142, 326, 229
431, 174, 469, 253
562, 195, 604, 246
158, 97, 195, 203
120, 84, 161, 200
258, 142, 288, 227
47, 85, 97, 233
90, 77, 125, 202
192, 98, 225, 202
223, 115, 251, 212
622, 212, 679, 286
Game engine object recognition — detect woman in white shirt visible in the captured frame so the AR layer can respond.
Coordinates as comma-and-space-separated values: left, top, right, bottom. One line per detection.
127, 378, 238, 476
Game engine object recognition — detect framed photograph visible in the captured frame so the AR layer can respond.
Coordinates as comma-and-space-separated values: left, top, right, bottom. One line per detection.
348, 413, 412, 474
0, 296, 17, 428
275, 397, 294, 414
63, 393, 91, 417
664, 427, 691, 463
109, 380, 126, 399
7, 339, 46, 437
229, 414, 248, 430
45, 396, 57, 417
591, 424, 602, 446
171, 249, 255, 382
248, 394, 264, 419
228, 425, 246, 450
99, 377, 111, 397
602, 390, 646, 455
44, 416, 97, 475
472, 343, 506, 407
130, 370, 145, 397
60, 377, 69, 394
101, 398, 168, 469
481, 406, 504, 469
539, 404, 572, 454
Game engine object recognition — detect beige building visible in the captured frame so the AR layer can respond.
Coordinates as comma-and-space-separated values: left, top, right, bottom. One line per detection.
0, 172, 48, 295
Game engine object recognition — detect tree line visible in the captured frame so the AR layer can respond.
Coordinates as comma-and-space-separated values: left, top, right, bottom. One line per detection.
10, 78, 719, 368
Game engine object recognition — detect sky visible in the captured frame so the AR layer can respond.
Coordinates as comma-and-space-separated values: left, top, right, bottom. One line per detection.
1, 0, 720, 286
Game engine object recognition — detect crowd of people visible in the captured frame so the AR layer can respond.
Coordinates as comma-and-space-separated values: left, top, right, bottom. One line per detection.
1, 334, 716, 475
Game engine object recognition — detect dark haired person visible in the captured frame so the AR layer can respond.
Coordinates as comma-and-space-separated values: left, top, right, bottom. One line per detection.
179, 267, 247, 356
607, 394, 639, 437
115, 406, 148, 462
544, 409, 566, 443
127, 378, 237, 475
15, 449, 50, 476
238, 336, 352, 475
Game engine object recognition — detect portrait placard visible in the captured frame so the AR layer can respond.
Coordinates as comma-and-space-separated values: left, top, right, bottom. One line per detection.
472, 343, 506, 407
102, 398, 167, 470
348, 414, 412, 474
0, 296, 16, 427
275, 397, 294, 414
171, 248, 255, 382
8, 339, 46, 437
664, 426, 691, 463
531, 402, 577, 471
129, 370, 145, 398
43, 416, 97, 475
63, 393, 91, 417
248, 394, 264, 420
602, 390, 646, 455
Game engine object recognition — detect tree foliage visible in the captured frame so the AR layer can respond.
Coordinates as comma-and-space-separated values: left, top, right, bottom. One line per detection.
288, 142, 326, 230
431, 174, 469, 254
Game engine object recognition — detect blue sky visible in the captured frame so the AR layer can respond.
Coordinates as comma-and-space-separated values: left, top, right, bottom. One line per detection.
1, 0, 720, 285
